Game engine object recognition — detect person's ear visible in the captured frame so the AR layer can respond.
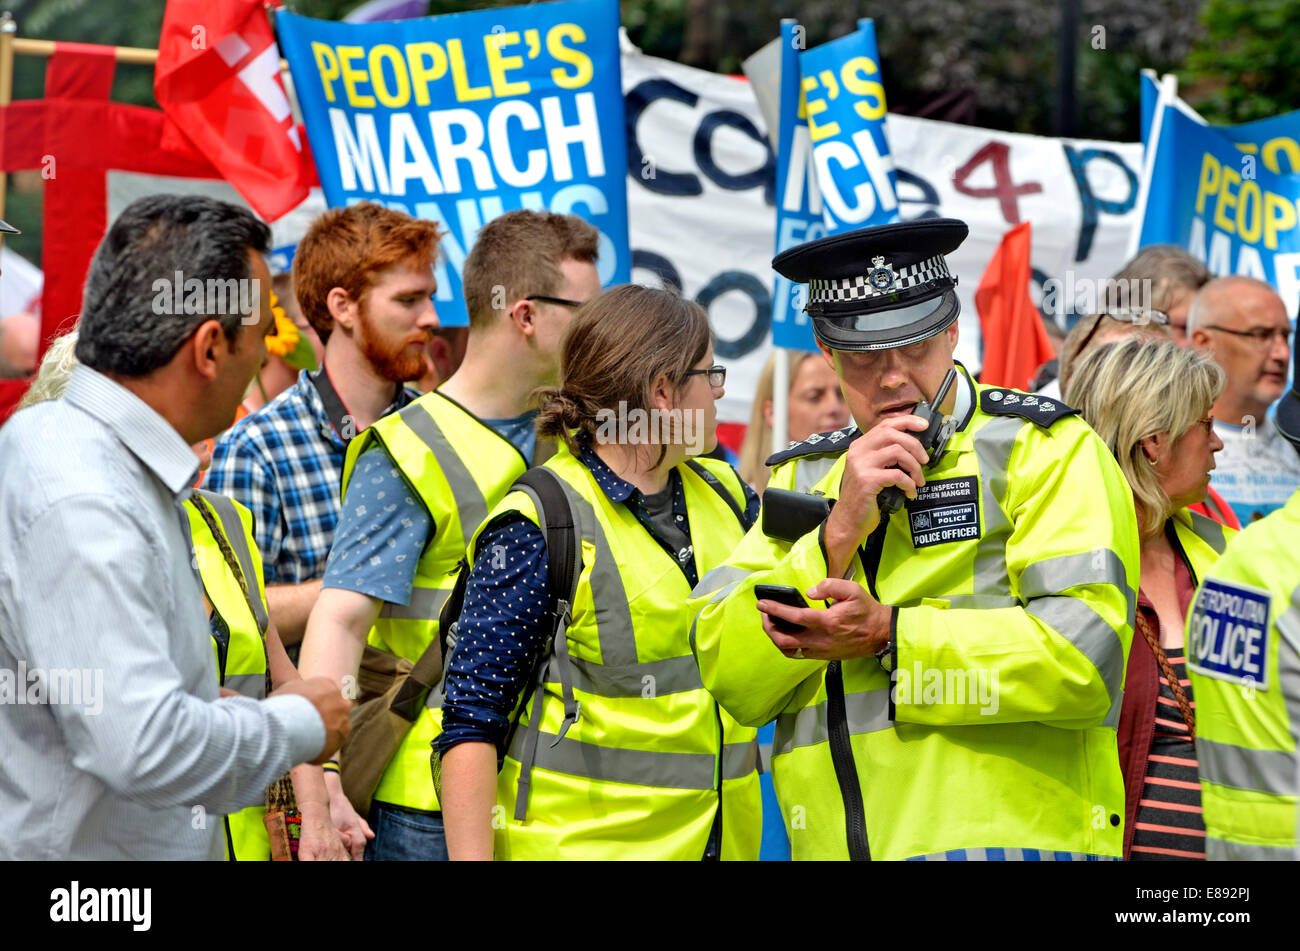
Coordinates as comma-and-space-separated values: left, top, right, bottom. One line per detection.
1140, 433, 1164, 464
190, 319, 227, 384
649, 372, 674, 413
327, 286, 359, 332
1190, 327, 1212, 352
510, 298, 537, 337
762, 397, 775, 428
946, 319, 960, 352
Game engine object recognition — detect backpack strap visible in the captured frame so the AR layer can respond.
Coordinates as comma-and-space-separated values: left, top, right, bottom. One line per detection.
501, 468, 583, 821
684, 459, 747, 530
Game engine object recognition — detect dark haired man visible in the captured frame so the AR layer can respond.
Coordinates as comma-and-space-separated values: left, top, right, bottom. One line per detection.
0, 194, 349, 859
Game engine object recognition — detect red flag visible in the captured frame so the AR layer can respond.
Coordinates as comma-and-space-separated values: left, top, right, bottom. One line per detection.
975, 221, 1054, 391
155, 0, 312, 221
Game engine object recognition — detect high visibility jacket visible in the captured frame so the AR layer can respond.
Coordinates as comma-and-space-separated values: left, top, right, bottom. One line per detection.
689, 368, 1140, 860
1186, 488, 1300, 860
182, 489, 273, 862
341, 391, 530, 812
480, 445, 762, 860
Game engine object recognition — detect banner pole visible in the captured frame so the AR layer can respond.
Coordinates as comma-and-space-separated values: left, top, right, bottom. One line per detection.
771, 348, 789, 456
0, 13, 17, 246
1126, 73, 1178, 259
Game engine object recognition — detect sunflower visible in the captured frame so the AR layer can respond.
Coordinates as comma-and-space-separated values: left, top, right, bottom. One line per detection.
263, 290, 317, 371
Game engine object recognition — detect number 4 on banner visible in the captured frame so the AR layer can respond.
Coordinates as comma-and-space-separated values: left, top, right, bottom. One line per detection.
952, 142, 1043, 226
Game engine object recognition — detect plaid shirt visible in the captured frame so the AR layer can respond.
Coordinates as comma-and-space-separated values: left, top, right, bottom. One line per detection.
204, 370, 416, 585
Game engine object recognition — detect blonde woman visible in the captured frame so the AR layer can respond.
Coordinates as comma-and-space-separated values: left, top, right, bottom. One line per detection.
1066, 337, 1230, 860
737, 350, 849, 491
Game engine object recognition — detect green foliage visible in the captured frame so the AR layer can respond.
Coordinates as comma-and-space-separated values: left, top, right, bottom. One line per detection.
1182, 0, 1300, 123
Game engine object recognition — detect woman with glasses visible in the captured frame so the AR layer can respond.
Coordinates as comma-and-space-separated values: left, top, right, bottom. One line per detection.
1066, 338, 1231, 861
437, 284, 763, 860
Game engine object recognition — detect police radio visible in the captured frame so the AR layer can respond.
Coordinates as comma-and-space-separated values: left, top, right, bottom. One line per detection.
875, 367, 960, 517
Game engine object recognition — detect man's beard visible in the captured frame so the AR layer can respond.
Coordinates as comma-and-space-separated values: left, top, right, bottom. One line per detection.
356, 305, 428, 383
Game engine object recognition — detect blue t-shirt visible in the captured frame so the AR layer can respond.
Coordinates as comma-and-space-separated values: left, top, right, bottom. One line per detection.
321, 409, 540, 606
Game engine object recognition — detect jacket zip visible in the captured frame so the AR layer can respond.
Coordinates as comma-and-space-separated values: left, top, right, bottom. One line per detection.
828, 519, 888, 861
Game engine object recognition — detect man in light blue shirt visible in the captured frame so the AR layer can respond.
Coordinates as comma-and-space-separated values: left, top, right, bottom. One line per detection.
0, 195, 350, 859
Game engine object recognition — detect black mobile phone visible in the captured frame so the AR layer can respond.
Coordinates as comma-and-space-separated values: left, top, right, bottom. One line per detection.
754, 584, 809, 634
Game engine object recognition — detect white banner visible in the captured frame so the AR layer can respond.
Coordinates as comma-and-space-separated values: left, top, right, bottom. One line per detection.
622, 43, 1144, 421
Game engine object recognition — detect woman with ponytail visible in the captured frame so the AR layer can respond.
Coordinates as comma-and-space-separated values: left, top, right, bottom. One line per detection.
1066, 337, 1230, 861
438, 284, 764, 860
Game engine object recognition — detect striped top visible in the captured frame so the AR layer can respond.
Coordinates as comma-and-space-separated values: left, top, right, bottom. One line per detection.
1130, 650, 1205, 860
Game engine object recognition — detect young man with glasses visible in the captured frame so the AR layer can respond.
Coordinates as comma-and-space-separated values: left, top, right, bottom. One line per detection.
298, 210, 602, 860
1188, 275, 1300, 522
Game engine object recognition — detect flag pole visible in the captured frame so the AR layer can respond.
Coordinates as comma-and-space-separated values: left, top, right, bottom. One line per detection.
1126, 72, 1178, 259
8, 36, 289, 69
0, 13, 17, 248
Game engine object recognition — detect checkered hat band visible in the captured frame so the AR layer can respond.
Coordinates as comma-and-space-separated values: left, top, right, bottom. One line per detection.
807, 253, 951, 304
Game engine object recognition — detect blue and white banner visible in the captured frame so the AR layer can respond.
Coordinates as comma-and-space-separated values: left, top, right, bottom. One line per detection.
798, 20, 897, 235
1138, 98, 1300, 312
278, 0, 629, 326
769, 20, 824, 351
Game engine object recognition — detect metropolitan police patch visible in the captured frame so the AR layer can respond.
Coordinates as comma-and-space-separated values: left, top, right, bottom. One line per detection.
905, 477, 981, 548
1187, 578, 1272, 689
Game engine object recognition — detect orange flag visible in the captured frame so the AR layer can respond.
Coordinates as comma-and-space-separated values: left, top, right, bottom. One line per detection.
975, 221, 1054, 391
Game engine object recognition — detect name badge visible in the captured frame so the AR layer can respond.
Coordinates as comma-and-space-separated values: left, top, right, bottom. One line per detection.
905, 476, 981, 549
1187, 578, 1271, 689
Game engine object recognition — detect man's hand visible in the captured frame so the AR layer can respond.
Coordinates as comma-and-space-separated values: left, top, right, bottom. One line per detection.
296, 800, 351, 861
325, 770, 374, 861
824, 415, 929, 578
271, 676, 351, 764
757, 578, 892, 662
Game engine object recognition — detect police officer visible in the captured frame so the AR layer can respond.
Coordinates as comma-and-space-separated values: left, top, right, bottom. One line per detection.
689, 219, 1141, 861
1186, 344, 1300, 860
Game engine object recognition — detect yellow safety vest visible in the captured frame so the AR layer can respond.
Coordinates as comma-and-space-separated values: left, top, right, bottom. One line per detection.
340, 391, 530, 812
182, 489, 273, 862
479, 445, 762, 860
690, 368, 1141, 860
1186, 488, 1300, 860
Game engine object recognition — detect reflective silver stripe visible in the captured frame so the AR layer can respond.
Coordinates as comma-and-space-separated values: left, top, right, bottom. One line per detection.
772, 688, 892, 758
564, 653, 703, 698
1199, 738, 1299, 797
1019, 549, 1135, 622
508, 728, 717, 790
687, 580, 742, 657
194, 489, 269, 636
970, 416, 1021, 599
937, 594, 1019, 609
691, 564, 751, 600
793, 455, 840, 495
399, 402, 487, 550
223, 672, 265, 700
723, 740, 759, 780
1207, 838, 1299, 861
1024, 595, 1125, 717
1185, 510, 1228, 554
560, 483, 640, 667
757, 741, 773, 774
378, 584, 451, 621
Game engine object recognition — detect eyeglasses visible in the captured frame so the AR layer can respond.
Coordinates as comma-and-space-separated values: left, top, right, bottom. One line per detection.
1199, 324, 1293, 349
526, 295, 585, 309
1193, 415, 1215, 436
683, 365, 727, 388
1075, 309, 1170, 355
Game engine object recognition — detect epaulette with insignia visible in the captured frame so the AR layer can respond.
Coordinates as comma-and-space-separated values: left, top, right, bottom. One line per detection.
764, 426, 861, 467
979, 389, 1080, 428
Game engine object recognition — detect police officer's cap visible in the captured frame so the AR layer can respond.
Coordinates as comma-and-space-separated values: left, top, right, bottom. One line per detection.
773, 218, 968, 352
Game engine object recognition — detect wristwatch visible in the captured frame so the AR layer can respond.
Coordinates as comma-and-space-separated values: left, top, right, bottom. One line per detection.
874, 611, 898, 673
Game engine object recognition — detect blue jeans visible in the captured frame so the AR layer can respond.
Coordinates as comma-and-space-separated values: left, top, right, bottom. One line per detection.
364, 801, 448, 861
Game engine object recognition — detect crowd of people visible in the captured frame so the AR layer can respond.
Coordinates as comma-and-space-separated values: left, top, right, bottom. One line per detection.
0, 193, 1296, 861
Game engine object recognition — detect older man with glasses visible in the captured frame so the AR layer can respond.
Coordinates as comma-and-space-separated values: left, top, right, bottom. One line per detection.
1187, 275, 1300, 523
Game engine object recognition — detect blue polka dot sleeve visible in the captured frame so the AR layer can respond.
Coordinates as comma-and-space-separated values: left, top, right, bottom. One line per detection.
321, 444, 430, 605
439, 514, 551, 755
